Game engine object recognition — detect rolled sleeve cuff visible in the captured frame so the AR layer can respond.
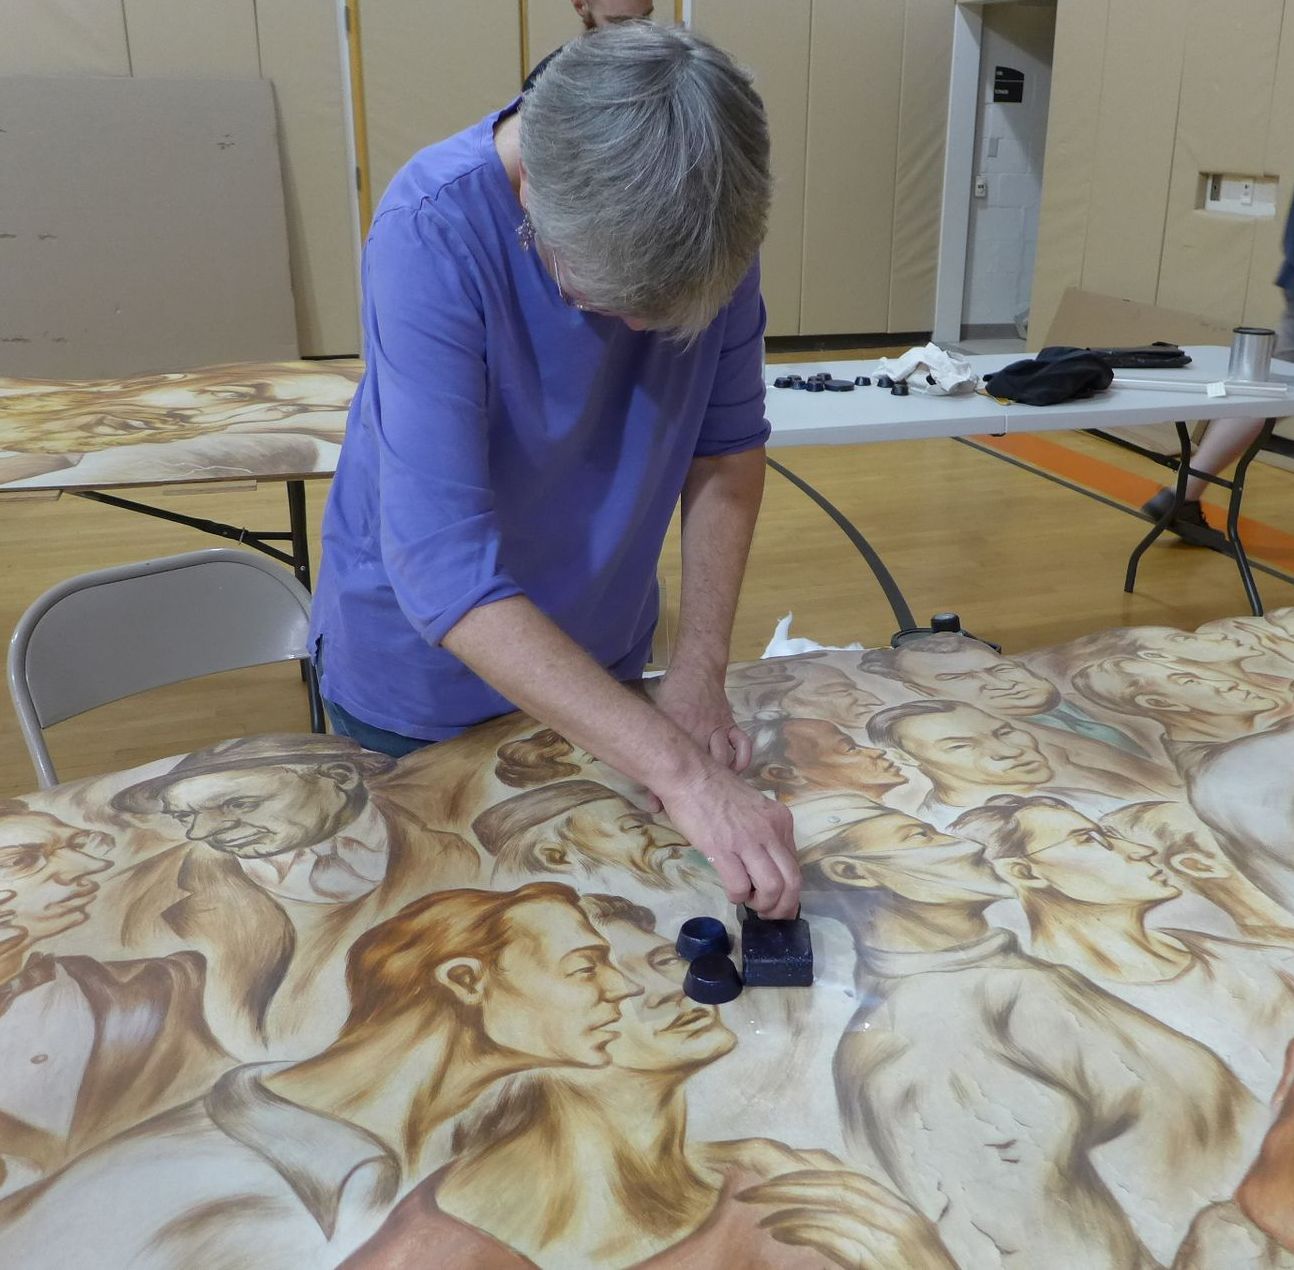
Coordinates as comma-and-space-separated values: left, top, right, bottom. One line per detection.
420, 575, 526, 647
694, 415, 772, 458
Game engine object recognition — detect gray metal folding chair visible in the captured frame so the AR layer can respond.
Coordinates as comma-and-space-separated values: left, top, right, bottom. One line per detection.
7, 548, 320, 789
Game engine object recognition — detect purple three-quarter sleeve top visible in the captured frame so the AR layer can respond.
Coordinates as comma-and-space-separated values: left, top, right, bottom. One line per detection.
310, 101, 770, 739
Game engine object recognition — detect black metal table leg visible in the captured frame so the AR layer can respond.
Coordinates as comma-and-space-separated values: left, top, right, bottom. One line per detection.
1125, 420, 1194, 595
1223, 418, 1277, 617
285, 481, 326, 732
286, 480, 313, 592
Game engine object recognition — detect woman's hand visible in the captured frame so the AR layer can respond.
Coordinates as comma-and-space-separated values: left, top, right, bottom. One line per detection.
654, 758, 799, 918
653, 663, 752, 772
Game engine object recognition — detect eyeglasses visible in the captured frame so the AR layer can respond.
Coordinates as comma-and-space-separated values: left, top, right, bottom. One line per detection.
550, 255, 589, 312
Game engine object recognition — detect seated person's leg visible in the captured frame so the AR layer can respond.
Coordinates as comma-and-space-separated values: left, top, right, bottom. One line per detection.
1142, 417, 1267, 535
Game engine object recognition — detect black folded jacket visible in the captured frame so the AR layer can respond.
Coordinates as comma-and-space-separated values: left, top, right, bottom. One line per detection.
984, 350, 1114, 406
1039, 342, 1192, 369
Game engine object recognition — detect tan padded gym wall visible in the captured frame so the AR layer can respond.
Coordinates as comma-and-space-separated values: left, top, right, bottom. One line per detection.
693, 0, 953, 338
889, 0, 956, 334
359, 1, 521, 209
0, 0, 359, 357
1032, 0, 1294, 342
690, 0, 812, 337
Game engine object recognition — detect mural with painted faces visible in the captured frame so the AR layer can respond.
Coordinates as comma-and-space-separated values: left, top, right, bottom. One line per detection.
802, 807, 1013, 906
0, 362, 358, 455
153, 765, 364, 859
463, 896, 644, 1066
889, 642, 1060, 716
1074, 657, 1281, 736
984, 802, 1179, 907
582, 898, 736, 1074
0, 811, 113, 945
750, 717, 906, 800
870, 702, 1053, 800
473, 781, 703, 889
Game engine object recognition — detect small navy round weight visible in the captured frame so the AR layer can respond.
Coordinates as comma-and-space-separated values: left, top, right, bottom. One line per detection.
683, 953, 743, 1004
676, 916, 730, 961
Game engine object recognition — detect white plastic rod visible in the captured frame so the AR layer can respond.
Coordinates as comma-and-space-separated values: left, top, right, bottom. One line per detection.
1110, 377, 1290, 397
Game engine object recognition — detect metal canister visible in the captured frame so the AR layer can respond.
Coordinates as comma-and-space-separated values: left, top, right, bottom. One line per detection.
1229, 327, 1277, 383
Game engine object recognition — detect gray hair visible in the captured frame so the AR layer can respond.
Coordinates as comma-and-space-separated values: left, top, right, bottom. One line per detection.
520, 23, 771, 337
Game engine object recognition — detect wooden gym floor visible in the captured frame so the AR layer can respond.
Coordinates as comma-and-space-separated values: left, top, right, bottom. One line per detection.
3, 346, 1292, 796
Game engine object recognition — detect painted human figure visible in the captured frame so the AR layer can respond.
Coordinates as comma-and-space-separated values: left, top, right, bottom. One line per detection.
747, 714, 908, 803
865, 699, 1132, 828
0, 361, 360, 490
866, 636, 1154, 758
792, 793, 1265, 1269
0, 884, 640, 1268
472, 779, 711, 893
345, 893, 954, 1270
100, 735, 478, 1054
0, 806, 229, 1197
1176, 1042, 1294, 1268
954, 795, 1294, 1099
1188, 722, 1294, 917
1102, 800, 1294, 942
1073, 655, 1287, 769
727, 656, 882, 730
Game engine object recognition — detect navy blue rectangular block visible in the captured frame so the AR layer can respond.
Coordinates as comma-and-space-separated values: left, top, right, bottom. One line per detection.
740, 909, 813, 988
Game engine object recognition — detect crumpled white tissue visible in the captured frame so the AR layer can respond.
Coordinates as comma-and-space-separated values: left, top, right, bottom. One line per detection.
873, 342, 978, 396
761, 613, 865, 658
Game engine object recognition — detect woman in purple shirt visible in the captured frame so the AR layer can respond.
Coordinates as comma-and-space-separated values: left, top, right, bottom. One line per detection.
311, 23, 799, 915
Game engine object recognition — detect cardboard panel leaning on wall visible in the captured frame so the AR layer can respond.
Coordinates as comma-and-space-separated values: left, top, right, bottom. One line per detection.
1155, 0, 1284, 323
122, 0, 261, 78
0, 0, 130, 75
0, 76, 298, 378
888, 0, 954, 334
799, 0, 904, 336
1027, 0, 1111, 348
257, 0, 361, 357
689, 0, 812, 337
1079, 0, 1186, 306
360, 0, 522, 205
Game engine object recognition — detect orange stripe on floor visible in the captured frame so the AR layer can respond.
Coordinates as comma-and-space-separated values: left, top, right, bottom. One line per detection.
972, 432, 1294, 572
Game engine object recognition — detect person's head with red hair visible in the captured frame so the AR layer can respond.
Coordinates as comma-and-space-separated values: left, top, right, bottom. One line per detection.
340, 881, 641, 1069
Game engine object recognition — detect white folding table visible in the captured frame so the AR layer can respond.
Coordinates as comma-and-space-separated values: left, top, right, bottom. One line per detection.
762, 346, 1294, 616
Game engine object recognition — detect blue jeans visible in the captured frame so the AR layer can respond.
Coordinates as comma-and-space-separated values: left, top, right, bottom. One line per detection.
323, 698, 435, 759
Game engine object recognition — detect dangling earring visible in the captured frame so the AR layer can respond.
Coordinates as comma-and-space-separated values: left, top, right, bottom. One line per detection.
516, 212, 536, 252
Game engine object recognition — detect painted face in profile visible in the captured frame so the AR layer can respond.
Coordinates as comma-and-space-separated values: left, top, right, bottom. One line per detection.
0, 813, 114, 945
816, 810, 1013, 905
776, 719, 906, 794
1007, 804, 1180, 905
901, 645, 1059, 716
532, 798, 703, 890
477, 899, 642, 1067
1129, 661, 1279, 718
1148, 627, 1260, 665
892, 704, 1053, 790
781, 666, 882, 728
595, 919, 735, 1073
158, 765, 360, 858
